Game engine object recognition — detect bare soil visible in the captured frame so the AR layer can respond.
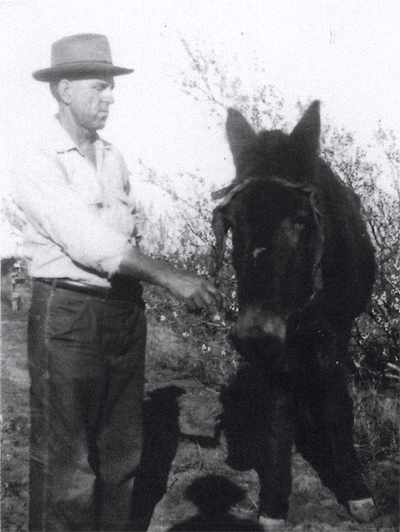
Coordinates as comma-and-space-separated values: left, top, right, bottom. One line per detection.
1, 306, 399, 531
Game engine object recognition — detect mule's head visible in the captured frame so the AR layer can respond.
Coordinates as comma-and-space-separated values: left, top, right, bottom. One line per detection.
212, 102, 324, 362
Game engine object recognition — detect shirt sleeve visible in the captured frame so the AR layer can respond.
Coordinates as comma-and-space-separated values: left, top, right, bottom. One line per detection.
13, 146, 130, 276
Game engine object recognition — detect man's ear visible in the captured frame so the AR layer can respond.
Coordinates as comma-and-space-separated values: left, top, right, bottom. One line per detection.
56, 79, 73, 105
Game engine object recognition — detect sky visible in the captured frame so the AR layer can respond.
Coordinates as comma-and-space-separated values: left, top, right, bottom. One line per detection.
1, 0, 399, 255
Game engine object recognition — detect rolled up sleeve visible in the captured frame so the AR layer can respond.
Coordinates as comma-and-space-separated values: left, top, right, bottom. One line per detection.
14, 147, 130, 277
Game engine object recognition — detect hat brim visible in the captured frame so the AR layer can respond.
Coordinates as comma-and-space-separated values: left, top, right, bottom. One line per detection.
32, 61, 134, 82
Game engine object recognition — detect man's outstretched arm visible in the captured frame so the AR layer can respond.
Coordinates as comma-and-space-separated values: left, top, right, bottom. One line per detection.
119, 245, 222, 311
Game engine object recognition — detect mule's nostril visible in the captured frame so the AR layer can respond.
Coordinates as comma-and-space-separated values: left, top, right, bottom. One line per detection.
230, 316, 286, 361
261, 317, 286, 342
232, 315, 287, 344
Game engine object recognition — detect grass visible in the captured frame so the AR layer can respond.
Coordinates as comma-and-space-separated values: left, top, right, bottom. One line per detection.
352, 383, 400, 464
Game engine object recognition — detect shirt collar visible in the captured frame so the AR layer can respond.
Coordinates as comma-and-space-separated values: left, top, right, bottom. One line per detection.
51, 115, 111, 155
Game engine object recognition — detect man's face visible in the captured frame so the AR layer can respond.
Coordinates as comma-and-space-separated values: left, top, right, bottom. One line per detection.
67, 75, 115, 132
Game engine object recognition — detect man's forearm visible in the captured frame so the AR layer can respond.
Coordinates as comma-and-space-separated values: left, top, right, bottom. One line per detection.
118, 246, 221, 310
118, 245, 177, 291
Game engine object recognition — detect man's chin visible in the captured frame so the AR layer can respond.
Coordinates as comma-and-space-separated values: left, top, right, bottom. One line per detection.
94, 119, 107, 130
95, 114, 109, 128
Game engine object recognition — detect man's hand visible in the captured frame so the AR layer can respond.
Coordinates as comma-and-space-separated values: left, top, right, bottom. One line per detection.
165, 271, 222, 311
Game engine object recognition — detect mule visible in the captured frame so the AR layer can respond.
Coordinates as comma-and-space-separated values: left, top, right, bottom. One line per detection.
212, 101, 376, 529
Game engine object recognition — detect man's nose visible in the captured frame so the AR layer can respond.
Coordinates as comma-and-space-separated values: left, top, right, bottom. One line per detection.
103, 88, 114, 104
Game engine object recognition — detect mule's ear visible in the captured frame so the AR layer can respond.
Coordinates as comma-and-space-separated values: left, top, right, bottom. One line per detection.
226, 108, 257, 163
290, 101, 321, 178
291, 100, 321, 148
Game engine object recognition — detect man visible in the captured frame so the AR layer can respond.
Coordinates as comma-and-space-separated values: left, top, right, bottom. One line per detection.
14, 34, 221, 531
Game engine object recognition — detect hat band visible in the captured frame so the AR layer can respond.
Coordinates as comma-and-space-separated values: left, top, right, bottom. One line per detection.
52, 60, 114, 67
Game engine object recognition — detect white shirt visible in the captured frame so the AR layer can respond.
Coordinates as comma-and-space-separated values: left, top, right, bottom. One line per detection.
14, 116, 137, 287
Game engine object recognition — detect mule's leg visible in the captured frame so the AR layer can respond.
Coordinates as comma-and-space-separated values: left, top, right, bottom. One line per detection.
321, 367, 376, 521
293, 359, 375, 521
293, 385, 340, 494
255, 381, 293, 523
324, 368, 369, 498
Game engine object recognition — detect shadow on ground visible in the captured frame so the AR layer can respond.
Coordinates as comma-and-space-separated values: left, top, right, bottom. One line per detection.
130, 385, 185, 530
168, 475, 263, 531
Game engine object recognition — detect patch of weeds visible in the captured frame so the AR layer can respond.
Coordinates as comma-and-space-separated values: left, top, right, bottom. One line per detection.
352, 383, 399, 464
188, 341, 240, 388
144, 283, 240, 387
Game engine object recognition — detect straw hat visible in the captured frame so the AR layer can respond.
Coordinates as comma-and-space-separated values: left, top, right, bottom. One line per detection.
32, 33, 133, 82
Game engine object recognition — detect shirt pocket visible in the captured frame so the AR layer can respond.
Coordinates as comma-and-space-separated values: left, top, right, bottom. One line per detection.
65, 162, 104, 207
101, 192, 137, 238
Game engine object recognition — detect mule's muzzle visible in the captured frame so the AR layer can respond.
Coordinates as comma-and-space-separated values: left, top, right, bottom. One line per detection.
230, 310, 287, 362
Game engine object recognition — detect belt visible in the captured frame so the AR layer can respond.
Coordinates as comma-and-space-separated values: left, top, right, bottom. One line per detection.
35, 276, 144, 304
36, 278, 112, 298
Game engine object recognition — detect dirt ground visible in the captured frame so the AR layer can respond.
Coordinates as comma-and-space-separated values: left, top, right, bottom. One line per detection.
1, 307, 399, 531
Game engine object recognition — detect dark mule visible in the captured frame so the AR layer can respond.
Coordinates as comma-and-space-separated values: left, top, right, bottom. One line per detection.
212, 102, 376, 529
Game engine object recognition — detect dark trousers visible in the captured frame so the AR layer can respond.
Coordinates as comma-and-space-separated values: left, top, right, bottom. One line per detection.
28, 280, 146, 531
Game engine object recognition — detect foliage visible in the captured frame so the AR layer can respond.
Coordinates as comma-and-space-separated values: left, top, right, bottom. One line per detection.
319, 126, 400, 384
136, 160, 215, 258
1, 195, 26, 234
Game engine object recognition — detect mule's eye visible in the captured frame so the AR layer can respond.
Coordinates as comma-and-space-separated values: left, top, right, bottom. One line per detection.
292, 212, 308, 230
294, 221, 305, 231
253, 247, 267, 259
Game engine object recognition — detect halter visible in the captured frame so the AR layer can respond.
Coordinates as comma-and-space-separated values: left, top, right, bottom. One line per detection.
212, 175, 325, 295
